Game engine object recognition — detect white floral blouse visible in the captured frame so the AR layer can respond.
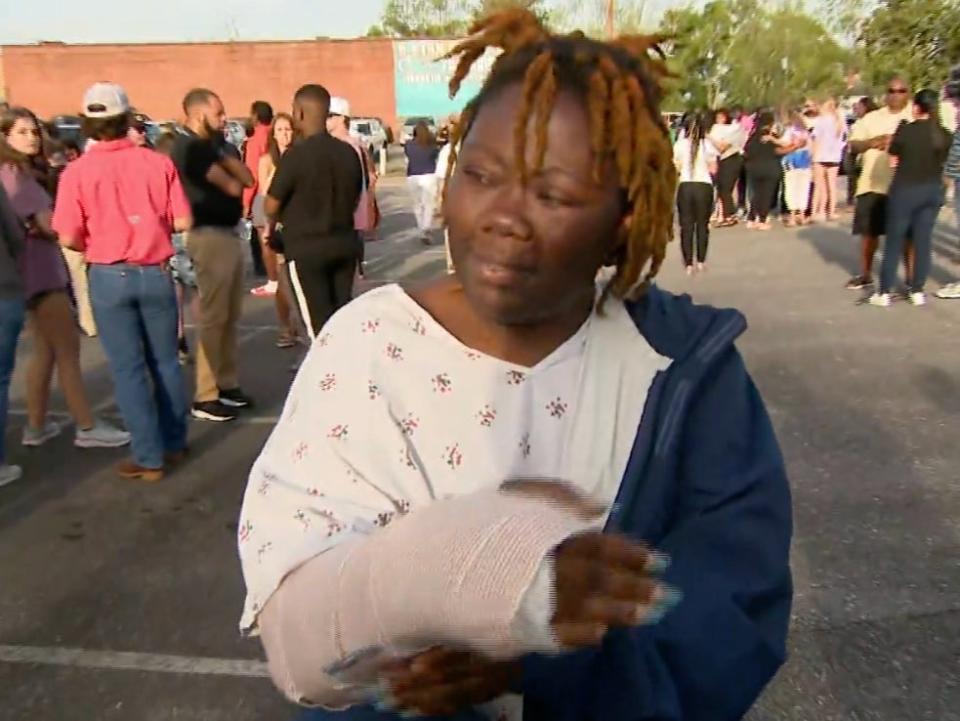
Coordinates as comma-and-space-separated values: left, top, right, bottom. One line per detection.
238, 283, 671, 719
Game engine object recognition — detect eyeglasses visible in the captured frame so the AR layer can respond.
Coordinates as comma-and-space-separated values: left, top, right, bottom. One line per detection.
887, 88, 909, 94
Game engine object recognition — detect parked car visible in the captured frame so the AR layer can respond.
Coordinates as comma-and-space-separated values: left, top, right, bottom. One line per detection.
49, 115, 85, 146
350, 117, 388, 160
399, 116, 437, 145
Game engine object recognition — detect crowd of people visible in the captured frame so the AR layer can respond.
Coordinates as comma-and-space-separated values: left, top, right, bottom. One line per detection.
0, 11, 957, 717
670, 78, 960, 307
0, 78, 377, 486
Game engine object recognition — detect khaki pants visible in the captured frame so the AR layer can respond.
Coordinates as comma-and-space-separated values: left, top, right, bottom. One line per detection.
62, 247, 97, 336
186, 227, 244, 403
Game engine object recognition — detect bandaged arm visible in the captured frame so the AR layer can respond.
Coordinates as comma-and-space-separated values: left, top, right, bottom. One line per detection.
258, 487, 590, 707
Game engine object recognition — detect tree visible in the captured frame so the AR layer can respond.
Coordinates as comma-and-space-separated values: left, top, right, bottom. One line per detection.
656, 0, 848, 109
366, 0, 472, 38
858, 0, 960, 90
366, 0, 552, 37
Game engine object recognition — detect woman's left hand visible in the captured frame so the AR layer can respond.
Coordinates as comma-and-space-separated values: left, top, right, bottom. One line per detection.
381, 647, 520, 716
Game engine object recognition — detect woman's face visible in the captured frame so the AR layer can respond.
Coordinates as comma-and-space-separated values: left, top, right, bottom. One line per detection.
444, 83, 624, 326
273, 118, 293, 151
5, 117, 41, 157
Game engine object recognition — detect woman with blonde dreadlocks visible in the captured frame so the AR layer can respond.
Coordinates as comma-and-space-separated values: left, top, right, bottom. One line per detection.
238, 10, 792, 721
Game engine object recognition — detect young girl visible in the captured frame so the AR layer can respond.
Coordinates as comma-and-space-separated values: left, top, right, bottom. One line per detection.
781, 111, 814, 227
0, 107, 129, 449
810, 98, 847, 222
240, 10, 792, 721
254, 114, 298, 348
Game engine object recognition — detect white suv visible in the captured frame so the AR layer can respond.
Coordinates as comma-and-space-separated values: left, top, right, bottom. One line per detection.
350, 117, 388, 160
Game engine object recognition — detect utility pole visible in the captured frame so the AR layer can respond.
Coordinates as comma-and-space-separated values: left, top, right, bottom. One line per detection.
606, 0, 616, 37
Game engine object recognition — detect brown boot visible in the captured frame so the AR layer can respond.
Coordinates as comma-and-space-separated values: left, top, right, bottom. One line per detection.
116, 460, 164, 482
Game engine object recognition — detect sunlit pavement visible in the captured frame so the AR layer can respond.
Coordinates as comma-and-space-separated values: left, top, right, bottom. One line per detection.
0, 174, 957, 719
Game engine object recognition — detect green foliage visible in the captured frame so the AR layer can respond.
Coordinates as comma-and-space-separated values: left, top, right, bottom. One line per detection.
858, 0, 960, 90
657, 0, 848, 109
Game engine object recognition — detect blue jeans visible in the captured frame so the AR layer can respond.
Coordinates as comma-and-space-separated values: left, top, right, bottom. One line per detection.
881, 181, 944, 293
0, 297, 25, 464
88, 264, 187, 469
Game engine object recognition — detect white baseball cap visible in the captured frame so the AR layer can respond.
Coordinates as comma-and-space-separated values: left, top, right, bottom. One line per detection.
329, 96, 351, 117
82, 82, 131, 118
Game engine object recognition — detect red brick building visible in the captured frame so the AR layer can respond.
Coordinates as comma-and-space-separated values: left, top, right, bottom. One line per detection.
0, 38, 398, 129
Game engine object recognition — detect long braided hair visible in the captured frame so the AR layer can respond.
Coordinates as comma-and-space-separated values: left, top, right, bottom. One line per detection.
441, 9, 676, 302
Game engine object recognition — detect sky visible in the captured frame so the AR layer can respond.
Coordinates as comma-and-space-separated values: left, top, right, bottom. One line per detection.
0, 0, 386, 45
0, 0, 680, 45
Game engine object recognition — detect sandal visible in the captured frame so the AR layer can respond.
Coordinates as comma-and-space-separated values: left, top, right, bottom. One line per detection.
276, 332, 297, 349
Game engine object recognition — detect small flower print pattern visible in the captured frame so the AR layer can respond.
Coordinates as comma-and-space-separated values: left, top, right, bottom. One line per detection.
412, 318, 427, 336
547, 397, 568, 419
318, 509, 345, 537
256, 541, 273, 562
316, 333, 331, 347
368, 381, 381, 400
318, 373, 336, 392
386, 343, 403, 361
444, 443, 463, 469
362, 319, 380, 334
374, 511, 396, 527
292, 442, 309, 461
238, 520, 253, 543
506, 370, 526, 386
395, 499, 411, 514
294, 509, 310, 530
477, 404, 497, 427
328, 424, 349, 440
398, 414, 420, 436
257, 478, 271, 496
519, 433, 531, 458
307, 487, 324, 497
465, 350, 482, 361
432, 373, 453, 394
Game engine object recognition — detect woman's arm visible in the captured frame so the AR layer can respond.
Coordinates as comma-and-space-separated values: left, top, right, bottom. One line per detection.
257, 155, 274, 199
517, 348, 792, 721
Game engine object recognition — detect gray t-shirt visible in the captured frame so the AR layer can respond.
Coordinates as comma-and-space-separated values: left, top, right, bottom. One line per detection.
0, 183, 24, 300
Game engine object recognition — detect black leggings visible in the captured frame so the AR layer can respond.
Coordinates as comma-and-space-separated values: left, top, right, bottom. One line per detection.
716, 154, 744, 218
677, 182, 714, 265
748, 171, 780, 222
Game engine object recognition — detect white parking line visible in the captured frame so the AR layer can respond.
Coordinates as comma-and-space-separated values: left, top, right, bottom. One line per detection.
0, 644, 269, 678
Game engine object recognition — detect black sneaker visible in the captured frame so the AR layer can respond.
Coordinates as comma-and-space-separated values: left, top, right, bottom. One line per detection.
845, 275, 874, 290
191, 401, 238, 422
219, 388, 253, 409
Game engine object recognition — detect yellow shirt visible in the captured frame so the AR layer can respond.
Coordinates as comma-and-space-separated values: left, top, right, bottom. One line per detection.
940, 100, 958, 132
850, 106, 914, 196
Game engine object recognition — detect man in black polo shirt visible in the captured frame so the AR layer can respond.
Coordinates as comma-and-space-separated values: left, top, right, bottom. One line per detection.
171, 88, 255, 422
264, 84, 362, 339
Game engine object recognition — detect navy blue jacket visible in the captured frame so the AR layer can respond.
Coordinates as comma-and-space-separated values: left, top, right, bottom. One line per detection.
297, 287, 793, 721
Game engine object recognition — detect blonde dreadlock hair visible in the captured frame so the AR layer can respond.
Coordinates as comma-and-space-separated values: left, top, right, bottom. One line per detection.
442, 9, 676, 303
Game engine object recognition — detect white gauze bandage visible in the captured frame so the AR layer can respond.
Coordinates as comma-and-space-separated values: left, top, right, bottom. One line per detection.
258, 486, 596, 706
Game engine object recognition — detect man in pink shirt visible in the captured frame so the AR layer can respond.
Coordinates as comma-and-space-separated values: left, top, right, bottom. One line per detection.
53, 82, 194, 482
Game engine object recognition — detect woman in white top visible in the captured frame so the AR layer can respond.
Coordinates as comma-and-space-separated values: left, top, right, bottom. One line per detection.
239, 12, 791, 721
810, 98, 847, 222
707, 108, 746, 226
674, 112, 718, 274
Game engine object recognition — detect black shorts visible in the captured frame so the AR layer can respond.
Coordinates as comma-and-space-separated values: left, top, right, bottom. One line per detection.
852, 192, 887, 237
